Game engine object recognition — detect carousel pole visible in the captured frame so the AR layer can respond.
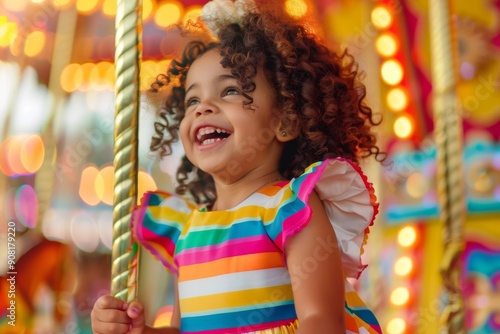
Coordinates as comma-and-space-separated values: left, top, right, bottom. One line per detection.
111, 0, 142, 301
428, 0, 466, 333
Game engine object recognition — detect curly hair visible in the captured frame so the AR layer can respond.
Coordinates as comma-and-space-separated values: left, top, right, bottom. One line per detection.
150, 12, 384, 205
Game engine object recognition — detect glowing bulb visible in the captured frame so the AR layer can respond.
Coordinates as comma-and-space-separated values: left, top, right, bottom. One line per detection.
394, 115, 413, 139
386, 87, 408, 112
155, 1, 183, 28
102, 0, 116, 16
390, 287, 410, 305
398, 226, 417, 247
143, 0, 153, 21
387, 318, 406, 334
381, 59, 404, 86
20, 134, 44, 174
394, 256, 413, 276
95, 166, 114, 206
0, 22, 18, 48
371, 6, 392, 29
24, 31, 46, 57
376, 33, 398, 57
76, 0, 99, 14
80, 165, 101, 206
285, 0, 308, 19
60, 63, 83, 93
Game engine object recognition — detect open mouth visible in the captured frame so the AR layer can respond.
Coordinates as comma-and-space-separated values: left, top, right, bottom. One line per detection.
196, 126, 231, 146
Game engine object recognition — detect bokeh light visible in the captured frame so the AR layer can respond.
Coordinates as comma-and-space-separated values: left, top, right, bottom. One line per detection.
80, 165, 101, 206
376, 33, 398, 57
398, 226, 417, 247
285, 0, 308, 19
386, 87, 408, 112
76, 0, 99, 14
15, 184, 38, 228
394, 256, 413, 276
60, 63, 84, 92
183, 5, 203, 28
102, 0, 116, 17
138, 170, 158, 204
381, 59, 404, 86
387, 318, 406, 334
95, 165, 114, 205
24, 30, 46, 57
70, 211, 100, 252
154, 1, 183, 28
1, 0, 28, 12
390, 287, 410, 306
7, 135, 25, 175
394, 115, 413, 139
20, 134, 45, 174
97, 211, 113, 250
0, 21, 18, 48
371, 6, 392, 29
0, 137, 15, 176
143, 0, 154, 21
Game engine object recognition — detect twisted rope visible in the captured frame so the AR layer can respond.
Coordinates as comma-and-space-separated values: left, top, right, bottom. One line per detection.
429, 0, 466, 332
111, 0, 142, 301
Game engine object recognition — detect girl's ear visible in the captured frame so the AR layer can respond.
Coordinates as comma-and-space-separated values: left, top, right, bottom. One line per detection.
273, 120, 300, 143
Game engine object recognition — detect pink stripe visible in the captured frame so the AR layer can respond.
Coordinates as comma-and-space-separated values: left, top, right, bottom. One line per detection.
137, 226, 176, 256
176, 235, 279, 266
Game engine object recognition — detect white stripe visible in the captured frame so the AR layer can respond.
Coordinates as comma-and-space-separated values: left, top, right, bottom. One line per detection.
179, 268, 291, 299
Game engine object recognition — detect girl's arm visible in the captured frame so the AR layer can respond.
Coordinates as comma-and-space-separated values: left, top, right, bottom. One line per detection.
284, 190, 346, 332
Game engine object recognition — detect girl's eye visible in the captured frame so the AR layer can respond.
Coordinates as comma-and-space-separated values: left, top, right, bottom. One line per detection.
185, 98, 199, 107
223, 87, 240, 96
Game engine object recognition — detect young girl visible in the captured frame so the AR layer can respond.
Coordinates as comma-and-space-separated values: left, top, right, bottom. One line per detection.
92, 1, 384, 333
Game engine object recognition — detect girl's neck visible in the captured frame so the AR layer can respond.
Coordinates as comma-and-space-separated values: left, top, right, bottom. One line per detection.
211, 171, 285, 211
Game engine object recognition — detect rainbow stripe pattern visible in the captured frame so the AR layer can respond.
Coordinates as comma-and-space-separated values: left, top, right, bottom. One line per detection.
132, 158, 382, 333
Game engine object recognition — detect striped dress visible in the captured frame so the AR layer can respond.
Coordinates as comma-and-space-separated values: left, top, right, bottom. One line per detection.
132, 158, 382, 333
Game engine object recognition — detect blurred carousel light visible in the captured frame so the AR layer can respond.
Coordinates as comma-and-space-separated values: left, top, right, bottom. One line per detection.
394, 115, 413, 139
76, 0, 99, 15
143, 0, 154, 22
285, 0, 308, 19
80, 164, 101, 206
183, 5, 203, 28
394, 256, 413, 277
406, 172, 429, 199
95, 165, 114, 206
0, 137, 16, 176
376, 33, 398, 57
138, 170, 157, 203
24, 30, 46, 57
155, 1, 183, 28
1, 0, 28, 12
381, 59, 404, 86
70, 211, 100, 253
79, 62, 96, 91
61, 63, 83, 93
0, 21, 18, 48
390, 287, 410, 306
102, 0, 116, 17
20, 134, 45, 174
460, 62, 476, 80
15, 184, 38, 228
387, 318, 406, 334
42, 208, 70, 242
97, 211, 113, 250
398, 226, 417, 248
7, 135, 26, 175
386, 87, 407, 112
371, 6, 392, 29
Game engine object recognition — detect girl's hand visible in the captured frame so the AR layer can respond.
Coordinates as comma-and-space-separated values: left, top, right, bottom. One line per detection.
91, 295, 146, 334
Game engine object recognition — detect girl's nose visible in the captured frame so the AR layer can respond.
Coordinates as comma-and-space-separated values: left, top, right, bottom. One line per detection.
195, 100, 217, 117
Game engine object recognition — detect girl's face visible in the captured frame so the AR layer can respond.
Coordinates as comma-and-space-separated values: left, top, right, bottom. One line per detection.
179, 49, 285, 183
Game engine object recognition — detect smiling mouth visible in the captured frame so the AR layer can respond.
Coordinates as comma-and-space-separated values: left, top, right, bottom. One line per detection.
196, 126, 231, 146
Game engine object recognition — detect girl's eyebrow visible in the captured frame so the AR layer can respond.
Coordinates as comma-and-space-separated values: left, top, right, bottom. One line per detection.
185, 74, 237, 95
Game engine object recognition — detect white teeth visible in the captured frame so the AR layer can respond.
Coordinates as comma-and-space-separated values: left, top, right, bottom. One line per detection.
201, 137, 224, 145
196, 126, 229, 142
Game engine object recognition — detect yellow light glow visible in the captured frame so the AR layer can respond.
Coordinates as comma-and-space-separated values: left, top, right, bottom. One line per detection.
138, 171, 157, 204
0, 22, 18, 48
381, 59, 404, 86
95, 166, 114, 206
52, 0, 72, 9
386, 87, 407, 112
104, 63, 115, 87
155, 1, 183, 28
285, 0, 308, 19
143, 0, 153, 21
80, 165, 101, 206
183, 5, 203, 28
371, 6, 392, 29
394, 256, 413, 276
96, 62, 111, 88
394, 115, 413, 139
406, 172, 429, 198
1, 0, 28, 12
20, 134, 45, 174
398, 226, 417, 247
24, 30, 46, 57
387, 318, 406, 334
76, 0, 99, 14
102, 0, 116, 16
32, 0, 45, 3
7, 135, 25, 174
79, 63, 95, 91
376, 33, 397, 57
390, 287, 410, 306
60, 63, 83, 92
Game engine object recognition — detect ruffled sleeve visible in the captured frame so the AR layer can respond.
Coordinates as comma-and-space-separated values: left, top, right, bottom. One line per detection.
131, 190, 197, 274
264, 158, 378, 279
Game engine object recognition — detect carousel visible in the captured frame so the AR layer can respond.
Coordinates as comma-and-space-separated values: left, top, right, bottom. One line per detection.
0, 0, 499, 333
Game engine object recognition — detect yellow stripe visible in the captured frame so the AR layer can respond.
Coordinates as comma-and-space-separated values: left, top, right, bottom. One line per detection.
181, 285, 294, 312
179, 252, 284, 281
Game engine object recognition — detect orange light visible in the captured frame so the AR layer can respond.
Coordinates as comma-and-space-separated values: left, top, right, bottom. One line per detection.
394, 115, 413, 139
0, 137, 15, 176
394, 256, 413, 276
20, 134, 45, 174
102, 0, 116, 16
143, 0, 153, 22
7, 135, 26, 175
60, 63, 84, 93
24, 30, 46, 57
398, 226, 417, 247
80, 165, 101, 206
76, 0, 99, 14
285, 0, 308, 19
95, 165, 114, 205
154, 1, 183, 28
386, 87, 408, 112
376, 33, 398, 57
390, 287, 410, 305
381, 59, 404, 86
371, 6, 392, 29
387, 318, 406, 334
